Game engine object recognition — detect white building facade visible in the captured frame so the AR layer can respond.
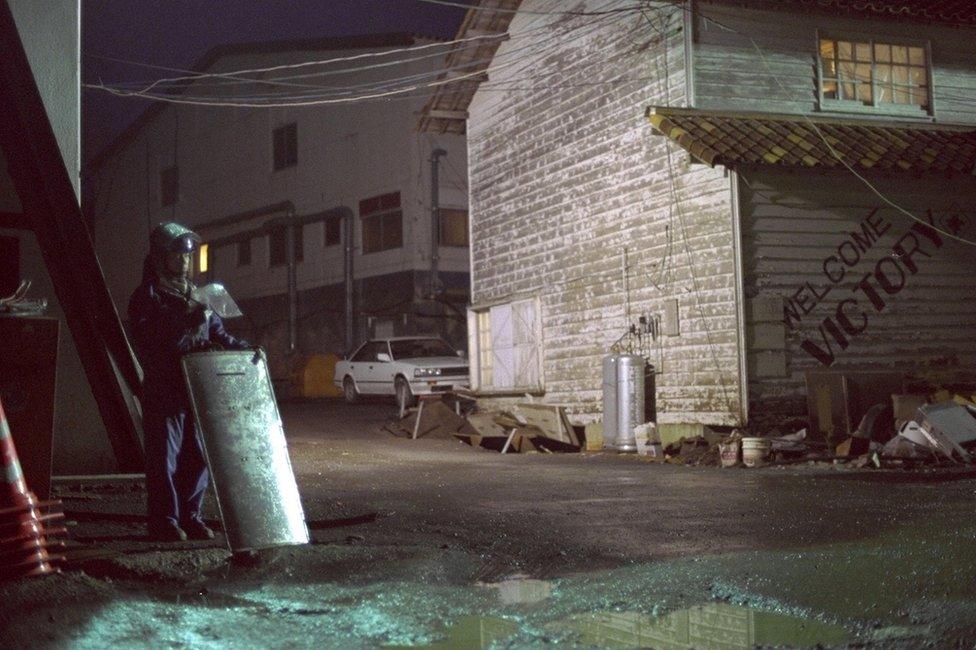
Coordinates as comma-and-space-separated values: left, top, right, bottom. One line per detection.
88, 33, 469, 384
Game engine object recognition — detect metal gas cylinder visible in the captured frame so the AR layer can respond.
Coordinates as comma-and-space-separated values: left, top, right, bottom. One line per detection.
602, 353, 645, 452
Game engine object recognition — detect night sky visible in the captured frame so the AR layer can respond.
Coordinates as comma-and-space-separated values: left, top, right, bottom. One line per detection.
81, 0, 472, 167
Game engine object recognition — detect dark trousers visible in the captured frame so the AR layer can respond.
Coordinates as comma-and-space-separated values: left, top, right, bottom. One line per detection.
144, 404, 209, 527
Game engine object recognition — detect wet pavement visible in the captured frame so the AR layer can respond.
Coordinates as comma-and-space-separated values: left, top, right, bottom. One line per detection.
2, 399, 975, 648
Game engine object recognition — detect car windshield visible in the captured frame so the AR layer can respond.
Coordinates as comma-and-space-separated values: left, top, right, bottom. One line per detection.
389, 338, 456, 360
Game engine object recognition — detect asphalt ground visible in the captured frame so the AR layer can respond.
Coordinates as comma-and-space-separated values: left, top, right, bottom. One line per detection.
1, 399, 974, 648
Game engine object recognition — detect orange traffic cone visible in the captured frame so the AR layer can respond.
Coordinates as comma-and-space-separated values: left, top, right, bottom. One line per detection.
0, 396, 65, 581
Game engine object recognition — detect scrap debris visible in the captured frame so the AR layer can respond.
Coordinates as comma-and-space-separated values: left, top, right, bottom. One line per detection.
386, 397, 582, 453
386, 383, 976, 471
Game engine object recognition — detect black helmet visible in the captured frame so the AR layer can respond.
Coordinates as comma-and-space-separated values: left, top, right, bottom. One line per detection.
150, 222, 201, 256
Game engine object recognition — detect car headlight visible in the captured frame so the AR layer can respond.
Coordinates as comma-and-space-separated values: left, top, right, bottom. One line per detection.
413, 368, 442, 378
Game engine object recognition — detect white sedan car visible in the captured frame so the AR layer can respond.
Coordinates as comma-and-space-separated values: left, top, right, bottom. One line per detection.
334, 337, 469, 407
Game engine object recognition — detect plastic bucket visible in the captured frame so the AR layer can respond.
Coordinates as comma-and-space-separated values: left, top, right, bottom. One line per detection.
741, 437, 772, 468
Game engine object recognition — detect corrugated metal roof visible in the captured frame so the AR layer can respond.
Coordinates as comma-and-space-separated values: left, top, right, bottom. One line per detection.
700, 0, 976, 27
647, 106, 976, 174
417, 0, 522, 134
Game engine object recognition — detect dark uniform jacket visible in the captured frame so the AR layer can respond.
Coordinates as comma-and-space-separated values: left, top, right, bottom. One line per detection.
128, 266, 248, 408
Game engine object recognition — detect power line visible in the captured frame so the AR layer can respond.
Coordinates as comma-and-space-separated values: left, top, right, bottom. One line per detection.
84, 8, 638, 107
687, 6, 976, 248
412, 0, 642, 16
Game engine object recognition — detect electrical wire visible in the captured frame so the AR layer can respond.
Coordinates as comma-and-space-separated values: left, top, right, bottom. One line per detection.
412, 0, 643, 17
84, 8, 638, 107
680, 3, 976, 248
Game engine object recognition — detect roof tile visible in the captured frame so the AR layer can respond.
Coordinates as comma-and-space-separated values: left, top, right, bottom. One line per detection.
647, 106, 976, 175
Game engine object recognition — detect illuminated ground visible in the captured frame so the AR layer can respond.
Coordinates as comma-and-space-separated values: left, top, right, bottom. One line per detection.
1, 400, 974, 648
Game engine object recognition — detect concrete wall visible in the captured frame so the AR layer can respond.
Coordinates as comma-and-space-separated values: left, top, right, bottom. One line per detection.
0, 0, 114, 473
695, 2, 976, 123
739, 167, 976, 426
467, 0, 743, 425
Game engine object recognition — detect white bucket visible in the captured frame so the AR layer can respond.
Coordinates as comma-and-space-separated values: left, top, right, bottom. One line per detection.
741, 437, 772, 468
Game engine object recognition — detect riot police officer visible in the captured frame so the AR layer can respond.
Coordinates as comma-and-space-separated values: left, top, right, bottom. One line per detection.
128, 222, 249, 541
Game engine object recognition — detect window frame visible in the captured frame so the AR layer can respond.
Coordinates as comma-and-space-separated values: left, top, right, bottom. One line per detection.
272, 122, 298, 171
360, 191, 403, 255
467, 296, 545, 395
815, 30, 934, 118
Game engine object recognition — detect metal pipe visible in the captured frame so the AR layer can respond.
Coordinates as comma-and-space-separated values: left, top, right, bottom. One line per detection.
344, 210, 355, 354
429, 148, 447, 297
286, 215, 297, 353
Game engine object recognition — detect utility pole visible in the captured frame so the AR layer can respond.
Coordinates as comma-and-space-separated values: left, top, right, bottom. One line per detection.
429, 148, 447, 298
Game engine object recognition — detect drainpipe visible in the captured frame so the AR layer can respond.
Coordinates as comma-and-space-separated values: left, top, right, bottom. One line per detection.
344, 209, 355, 354
286, 210, 297, 354
429, 148, 447, 298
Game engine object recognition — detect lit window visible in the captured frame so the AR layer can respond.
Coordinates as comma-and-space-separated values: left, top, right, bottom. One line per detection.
439, 209, 469, 247
360, 192, 403, 254
198, 244, 209, 274
819, 38, 929, 112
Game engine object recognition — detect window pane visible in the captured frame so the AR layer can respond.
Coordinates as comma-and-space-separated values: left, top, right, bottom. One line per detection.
856, 82, 872, 103
874, 43, 891, 62
876, 84, 891, 103
892, 66, 909, 84
382, 211, 402, 250
837, 41, 852, 60
910, 67, 927, 86
855, 42, 872, 61
842, 82, 856, 100
823, 58, 837, 77
362, 217, 381, 254
876, 64, 891, 83
822, 80, 838, 99
892, 46, 908, 64
894, 86, 910, 104
855, 63, 872, 83
909, 47, 925, 65
839, 61, 856, 80
819, 39, 835, 60
439, 209, 469, 247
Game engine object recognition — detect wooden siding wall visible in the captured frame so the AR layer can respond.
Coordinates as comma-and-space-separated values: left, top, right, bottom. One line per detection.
695, 3, 976, 124
740, 168, 976, 426
467, 0, 743, 425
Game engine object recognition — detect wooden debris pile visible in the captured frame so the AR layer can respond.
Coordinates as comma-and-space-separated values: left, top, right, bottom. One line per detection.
387, 397, 582, 453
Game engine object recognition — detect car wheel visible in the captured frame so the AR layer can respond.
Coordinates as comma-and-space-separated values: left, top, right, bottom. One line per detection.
343, 376, 358, 404
395, 376, 417, 410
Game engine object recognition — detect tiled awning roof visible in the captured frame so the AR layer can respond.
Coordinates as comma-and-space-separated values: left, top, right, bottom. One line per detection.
699, 1, 976, 27
646, 107, 976, 175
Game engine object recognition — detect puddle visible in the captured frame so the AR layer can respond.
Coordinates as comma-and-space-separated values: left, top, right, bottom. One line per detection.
389, 602, 852, 649
558, 603, 852, 649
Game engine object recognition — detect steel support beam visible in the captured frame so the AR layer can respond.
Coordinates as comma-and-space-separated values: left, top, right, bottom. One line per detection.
0, 0, 144, 470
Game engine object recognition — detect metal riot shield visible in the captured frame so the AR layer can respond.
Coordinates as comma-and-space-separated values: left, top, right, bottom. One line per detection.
181, 350, 309, 552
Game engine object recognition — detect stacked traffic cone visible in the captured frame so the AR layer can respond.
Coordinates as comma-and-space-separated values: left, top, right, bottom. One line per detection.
0, 396, 65, 581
